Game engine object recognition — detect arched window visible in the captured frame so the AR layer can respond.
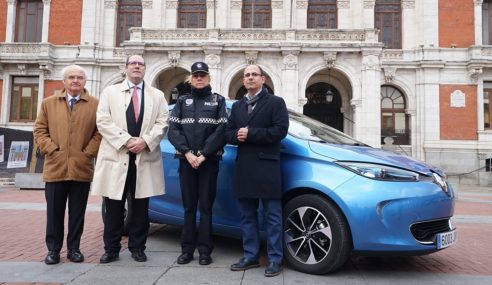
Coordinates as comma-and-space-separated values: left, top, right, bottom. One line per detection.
242, 0, 271, 28
15, 0, 43, 42
381, 86, 409, 145
307, 0, 337, 29
375, 0, 401, 49
178, 0, 207, 28
116, 0, 142, 46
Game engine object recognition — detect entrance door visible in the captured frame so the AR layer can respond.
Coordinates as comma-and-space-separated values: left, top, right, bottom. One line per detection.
303, 82, 343, 131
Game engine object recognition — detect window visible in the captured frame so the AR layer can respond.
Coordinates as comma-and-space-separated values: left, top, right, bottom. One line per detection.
178, 0, 207, 28
375, 0, 401, 49
307, 0, 337, 29
116, 0, 142, 46
242, 0, 271, 28
483, 0, 492, 44
10, 77, 39, 122
484, 88, 492, 129
381, 85, 409, 145
15, 0, 43, 42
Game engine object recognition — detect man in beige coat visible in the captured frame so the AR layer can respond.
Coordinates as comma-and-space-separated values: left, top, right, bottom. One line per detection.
34, 64, 102, 265
92, 54, 168, 263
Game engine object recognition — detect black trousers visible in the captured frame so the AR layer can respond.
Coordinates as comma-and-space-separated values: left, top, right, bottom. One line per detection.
45, 181, 90, 252
179, 159, 219, 255
103, 155, 149, 253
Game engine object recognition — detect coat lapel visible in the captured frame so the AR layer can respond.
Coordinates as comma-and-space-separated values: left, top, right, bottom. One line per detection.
246, 89, 268, 125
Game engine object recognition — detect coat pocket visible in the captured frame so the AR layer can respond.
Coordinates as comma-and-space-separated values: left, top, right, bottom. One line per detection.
258, 152, 279, 160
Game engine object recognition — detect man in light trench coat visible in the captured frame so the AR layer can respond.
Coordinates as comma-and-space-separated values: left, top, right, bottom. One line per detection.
92, 54, 168, 263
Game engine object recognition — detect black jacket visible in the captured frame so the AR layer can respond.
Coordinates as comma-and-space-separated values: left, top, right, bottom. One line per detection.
168, 86, 228, 160
225, 88, 289, 199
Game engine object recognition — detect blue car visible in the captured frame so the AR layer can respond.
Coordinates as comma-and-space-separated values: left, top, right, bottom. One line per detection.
149, 103, 456, 275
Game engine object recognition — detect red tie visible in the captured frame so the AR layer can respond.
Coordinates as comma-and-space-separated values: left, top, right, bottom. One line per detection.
132, 86, 139, 121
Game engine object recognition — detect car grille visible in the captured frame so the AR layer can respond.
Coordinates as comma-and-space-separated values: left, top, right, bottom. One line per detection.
410, 218, 451, 244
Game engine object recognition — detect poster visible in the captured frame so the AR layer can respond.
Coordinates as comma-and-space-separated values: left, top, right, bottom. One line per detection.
7, 141, 29, 168
0, 135, 4, 163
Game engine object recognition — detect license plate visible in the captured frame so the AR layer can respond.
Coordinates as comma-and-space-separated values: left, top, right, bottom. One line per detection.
436, 229, 457, 249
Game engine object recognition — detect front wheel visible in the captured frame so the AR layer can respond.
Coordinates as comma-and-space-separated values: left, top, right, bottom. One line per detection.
283, 194, 351, 274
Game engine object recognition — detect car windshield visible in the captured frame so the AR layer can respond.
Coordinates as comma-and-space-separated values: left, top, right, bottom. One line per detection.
288, 111, 367, 146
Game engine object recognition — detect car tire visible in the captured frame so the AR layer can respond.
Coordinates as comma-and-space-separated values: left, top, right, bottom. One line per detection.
283, 194, 351, 274
101, 195, 132, 236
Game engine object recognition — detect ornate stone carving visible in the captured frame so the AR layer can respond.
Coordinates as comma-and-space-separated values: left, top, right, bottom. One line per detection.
272, 0, 283, 9
362, 54, 380, 70
468, 67, 483, 83
142, 30, 209, 40
42, 0, 51, 5
231, 1, 242, 9
283, 54, 298, 70
296, 30, 366, 41
206, 0, 217, 9
168, 51, 181, 67
166, 1, 178, 9
0, 43, 45, 54
113, 48, 127, 58
402, 0, 415, 9
245, 52, 258, 65
219, 30, 286, 41
104, 0, 117, 9
324, 52, 337, 68
205, 53, 221, 68
381, 50, 403, 59
7, 0, 16, 5
383, 66, 397, 82
17, 64, 27, 75
450, 90, 466, 108
142, 0, 152, 9
296, 0, 308, 9
338, 0, 350, 9
363, 1, 375, 9
475, 0, 484, 6
39, 62, 52, 79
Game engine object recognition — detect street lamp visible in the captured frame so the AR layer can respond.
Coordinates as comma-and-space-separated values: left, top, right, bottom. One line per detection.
326, 67, 334, 103
171, 88, 179, 100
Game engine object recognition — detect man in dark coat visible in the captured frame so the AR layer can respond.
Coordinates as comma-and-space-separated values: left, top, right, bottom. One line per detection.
226, 64, 289, 277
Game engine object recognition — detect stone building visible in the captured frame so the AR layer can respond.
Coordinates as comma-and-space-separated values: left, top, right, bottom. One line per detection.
0, 0, 491, 185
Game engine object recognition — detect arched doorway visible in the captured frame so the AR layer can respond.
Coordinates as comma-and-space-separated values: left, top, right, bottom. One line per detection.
303, 82, 343, 131
155, 67, 189, 104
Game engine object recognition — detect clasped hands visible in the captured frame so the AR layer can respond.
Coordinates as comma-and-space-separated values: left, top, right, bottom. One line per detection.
126, 137, 147, 154
237, 127, 248, 142
185, 152, 206, 169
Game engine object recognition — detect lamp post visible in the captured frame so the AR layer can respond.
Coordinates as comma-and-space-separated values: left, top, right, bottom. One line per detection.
171, 87, 179, 100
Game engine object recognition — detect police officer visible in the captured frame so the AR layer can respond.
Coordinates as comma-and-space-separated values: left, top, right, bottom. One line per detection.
168, 62, 228, 265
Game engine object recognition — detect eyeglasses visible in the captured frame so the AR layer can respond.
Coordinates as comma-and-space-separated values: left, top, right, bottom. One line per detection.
244, 72, 262, 78
127, 61, 145, 66
192, 73, 208, 78
66, 75, 85, 81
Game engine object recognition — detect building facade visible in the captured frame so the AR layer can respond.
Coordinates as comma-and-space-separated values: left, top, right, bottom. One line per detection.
0, 0, 491, 185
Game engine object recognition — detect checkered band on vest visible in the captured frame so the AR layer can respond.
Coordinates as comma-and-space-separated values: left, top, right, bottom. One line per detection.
181, 118, 195, 124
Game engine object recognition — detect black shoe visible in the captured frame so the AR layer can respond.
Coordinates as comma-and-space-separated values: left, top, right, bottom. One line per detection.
264, 261, 282, 277
230, 257, 260, 271
67, 249, 84, 263
131, 249, 147, 262
199, 254, 212, 265
99, 251, 119, 264
177, 252, 193, 264
44, 251, 60, 265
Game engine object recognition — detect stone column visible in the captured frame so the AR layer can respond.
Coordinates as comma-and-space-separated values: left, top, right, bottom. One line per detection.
102, 0, 118, 47
204, 50, 222, 94
41, 0, 51, 42
206, 0, 216, 28
281, 50, 299, 110
402, 0, 416, 49
475, 0, 484, 45
359, 50, 382, 147
142, 0, 161, 28
337, 0, 350, 29
5, 0, 17, 42
230, 1, 242, 28
0, 72, 11, 124
271, 0, 284, 29
362, 0, 375, 29
295, 0, 307, 29
165, 0, 178, 28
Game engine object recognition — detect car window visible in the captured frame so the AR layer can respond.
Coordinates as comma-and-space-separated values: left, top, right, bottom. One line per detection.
288, 111, 366, 146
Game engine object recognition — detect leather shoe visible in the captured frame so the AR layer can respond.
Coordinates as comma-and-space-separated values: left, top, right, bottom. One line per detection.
131, 249, 147, 262
230, 257, 260, 271
199, 254, 212, 265
67, 249, 84, 263
264, 261, 282, 277
99, 251, 119, 264
177, 252, 193, 264
44, 251, 60, 265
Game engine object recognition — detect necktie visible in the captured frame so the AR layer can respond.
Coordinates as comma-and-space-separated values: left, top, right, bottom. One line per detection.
70, 98, 76, 110
132, 86, 139, 121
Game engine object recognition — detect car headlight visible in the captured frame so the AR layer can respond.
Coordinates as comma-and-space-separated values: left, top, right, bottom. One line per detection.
336, 162, 420, 182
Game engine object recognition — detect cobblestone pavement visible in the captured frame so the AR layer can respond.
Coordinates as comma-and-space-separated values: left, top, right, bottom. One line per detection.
0, 184, 491, 285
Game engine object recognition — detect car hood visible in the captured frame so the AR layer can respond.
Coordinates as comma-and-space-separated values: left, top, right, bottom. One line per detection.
308, 141, 444, 176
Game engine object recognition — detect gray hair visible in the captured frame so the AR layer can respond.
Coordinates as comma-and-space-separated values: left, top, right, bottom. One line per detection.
61, 65, 87, 79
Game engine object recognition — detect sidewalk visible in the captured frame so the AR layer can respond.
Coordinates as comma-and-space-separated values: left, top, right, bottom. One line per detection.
0, 184, 491, 285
